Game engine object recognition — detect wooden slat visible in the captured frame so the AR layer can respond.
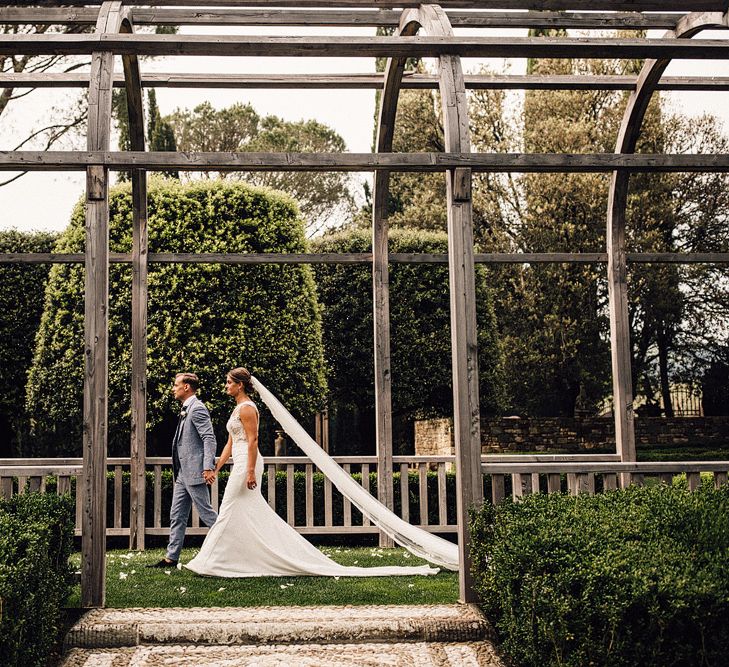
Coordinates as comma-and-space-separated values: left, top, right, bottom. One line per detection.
531, 472, 540, 494
714, 471, 728, 489
286, 464, 295, 526
687, 472, 702, 492
211, 475, 220, 512
603, 473, 618, 491
361, 463, 370, 527
547, 473, 561, 494
28, 476, 42, 493
491, 474, 505, 504
659, 473, 674, 485
75, 476, 83, 530
57, 475, 71, 495
191, 503, 200, 528
113, 465, 122, 529
324, 476, 332, 527
438, 463, 448, 525
0, 477, 12, 499
400, 463, 409, 523
17, 476, 28, 495
567, 473, 578, 496
305, 464, 314, 527
267, 463, 276, 510
153, 465, 162, 528
418, 463, 428, 525
511, 473, 523, 500
343, 464, 352, 527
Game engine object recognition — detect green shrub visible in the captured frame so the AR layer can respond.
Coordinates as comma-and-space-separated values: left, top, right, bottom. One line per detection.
0, 492, 74, 667
470, 483, 729, 666
26, 179, 326, 456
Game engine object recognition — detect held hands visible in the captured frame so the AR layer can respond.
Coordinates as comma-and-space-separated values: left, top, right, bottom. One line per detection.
246, 470, 257, 491
203, 469, 217, 485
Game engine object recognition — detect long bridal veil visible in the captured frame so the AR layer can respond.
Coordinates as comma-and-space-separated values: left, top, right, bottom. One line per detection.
251, 376, 459, 571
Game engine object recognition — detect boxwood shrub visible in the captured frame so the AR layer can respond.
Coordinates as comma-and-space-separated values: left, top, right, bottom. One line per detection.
0, 492, 74, 667
470, 482, 729, 667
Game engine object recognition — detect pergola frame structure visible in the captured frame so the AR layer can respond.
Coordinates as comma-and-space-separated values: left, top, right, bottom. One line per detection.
2, 0, 728, 607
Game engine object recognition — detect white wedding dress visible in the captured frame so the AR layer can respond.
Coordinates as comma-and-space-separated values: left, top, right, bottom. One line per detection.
185, 400, 439, 577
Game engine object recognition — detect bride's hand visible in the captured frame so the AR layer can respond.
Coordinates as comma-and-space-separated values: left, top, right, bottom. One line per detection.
246, 471, 257, 490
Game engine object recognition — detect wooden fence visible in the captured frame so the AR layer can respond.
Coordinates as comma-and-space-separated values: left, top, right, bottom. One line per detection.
2, 455, 727, 541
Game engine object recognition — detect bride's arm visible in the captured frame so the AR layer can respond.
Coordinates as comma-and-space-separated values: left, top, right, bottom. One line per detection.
214, 434, 233, 474
240, 406, 259, 490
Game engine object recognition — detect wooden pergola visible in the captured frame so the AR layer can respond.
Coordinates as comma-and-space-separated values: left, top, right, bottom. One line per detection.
2, 0, 729, 607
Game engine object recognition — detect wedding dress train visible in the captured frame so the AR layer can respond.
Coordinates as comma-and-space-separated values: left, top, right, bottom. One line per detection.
185, 397, 440, 577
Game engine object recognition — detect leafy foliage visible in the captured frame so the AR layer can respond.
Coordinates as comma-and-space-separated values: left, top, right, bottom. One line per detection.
312, 228, 506, 453
0, 230, 58, 456
0, 492, 75, 667
470, 483, 729, 667
26, 179, 326, 456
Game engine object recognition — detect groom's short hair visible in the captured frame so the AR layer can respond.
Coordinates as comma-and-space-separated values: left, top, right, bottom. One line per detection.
176, 372, 199, 391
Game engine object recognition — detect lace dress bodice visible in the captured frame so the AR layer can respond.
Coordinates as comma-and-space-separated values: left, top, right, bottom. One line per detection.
226, 400, 259, 462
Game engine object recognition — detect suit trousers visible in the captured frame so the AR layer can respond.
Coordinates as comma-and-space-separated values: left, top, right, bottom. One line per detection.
166, 477, 218, 562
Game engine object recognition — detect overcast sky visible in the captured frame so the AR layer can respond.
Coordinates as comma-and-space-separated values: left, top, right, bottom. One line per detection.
1, 25, 728, 234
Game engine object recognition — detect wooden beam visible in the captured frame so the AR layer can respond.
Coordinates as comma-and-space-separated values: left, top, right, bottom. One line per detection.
120, 13, 148, 554
2, 34, 729, 60
0, 8, 684, 29
81, 0, 120, 611
2, 151, 729, 172
7, 72, 729, 92
6, 1, 722, 11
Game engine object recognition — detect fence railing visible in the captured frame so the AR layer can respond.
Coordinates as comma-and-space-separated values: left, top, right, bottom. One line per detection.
1, 455, 727, 539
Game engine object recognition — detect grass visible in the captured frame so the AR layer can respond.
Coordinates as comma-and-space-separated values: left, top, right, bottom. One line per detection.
67, 547, 458, 608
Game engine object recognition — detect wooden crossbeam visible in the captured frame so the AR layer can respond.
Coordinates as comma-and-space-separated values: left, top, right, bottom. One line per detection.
4, 72, 729, 91
1, 151, 729, 172
2, 34, 729, 59
3, 252, 729, 265
3, 1, 723, 10
0, 8, 683, 29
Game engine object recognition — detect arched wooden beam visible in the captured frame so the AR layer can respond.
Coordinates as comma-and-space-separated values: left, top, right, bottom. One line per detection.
370, 13, 421, 550
120, 12, 149, 553
373, 3, 480, 602
82, 0, 122, 609
606, 11, 728, 473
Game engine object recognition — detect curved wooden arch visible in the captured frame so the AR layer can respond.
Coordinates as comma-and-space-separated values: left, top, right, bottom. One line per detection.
82, 0, 124, 608
120, 12, 150, 554
606, 11, 728, 471
373, 3, 481, 602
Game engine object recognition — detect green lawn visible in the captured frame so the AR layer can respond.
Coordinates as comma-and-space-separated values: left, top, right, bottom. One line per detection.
68, 547, 458, 608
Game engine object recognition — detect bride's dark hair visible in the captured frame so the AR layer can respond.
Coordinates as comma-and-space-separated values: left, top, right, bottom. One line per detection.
228, 367, 254, 394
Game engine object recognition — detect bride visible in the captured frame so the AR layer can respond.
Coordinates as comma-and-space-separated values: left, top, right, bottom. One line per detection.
184, 367, 439, 577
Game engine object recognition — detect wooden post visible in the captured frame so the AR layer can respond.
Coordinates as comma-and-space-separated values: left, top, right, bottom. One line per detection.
370, 11, 420, 549
81, 0, 120, 608
121, 13, 149, 552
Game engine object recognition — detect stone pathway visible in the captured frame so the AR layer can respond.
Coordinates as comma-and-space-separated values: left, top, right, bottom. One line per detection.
60, 605, 505, 666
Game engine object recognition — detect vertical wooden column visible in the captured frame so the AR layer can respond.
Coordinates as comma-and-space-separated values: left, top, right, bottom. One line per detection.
420, 4, 482, 603
606, 11, 722, 482
371, 13, 420, 549
121, 13, 149, 552
81, 0, 121, 609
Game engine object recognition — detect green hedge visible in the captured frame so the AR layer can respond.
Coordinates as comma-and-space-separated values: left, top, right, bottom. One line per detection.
26, 178, 326, 457
470, 482, 729, 667
0, 493, 74, 667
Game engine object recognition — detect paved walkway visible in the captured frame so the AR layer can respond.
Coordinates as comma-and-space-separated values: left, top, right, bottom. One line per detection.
60, 604, 505, 666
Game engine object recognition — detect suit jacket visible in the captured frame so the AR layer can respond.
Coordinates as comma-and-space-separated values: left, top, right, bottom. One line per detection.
172, 395, 217, 486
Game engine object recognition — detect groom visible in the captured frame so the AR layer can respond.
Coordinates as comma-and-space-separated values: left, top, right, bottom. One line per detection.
149, 372, 218, 568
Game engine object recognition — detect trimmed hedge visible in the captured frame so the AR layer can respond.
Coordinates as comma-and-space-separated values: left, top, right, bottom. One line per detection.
26, 178, 326, 457
0, 492, 74, 667
470, 482, 729, 667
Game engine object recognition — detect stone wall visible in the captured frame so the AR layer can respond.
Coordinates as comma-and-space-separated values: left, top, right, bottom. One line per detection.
414, 416, 729, 455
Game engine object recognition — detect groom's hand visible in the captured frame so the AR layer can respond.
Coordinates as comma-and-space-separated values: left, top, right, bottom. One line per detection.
203, 469, 216, 485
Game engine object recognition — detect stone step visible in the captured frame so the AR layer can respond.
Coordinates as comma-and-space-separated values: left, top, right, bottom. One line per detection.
64, 604, 495, 649
59, 641, 505, 666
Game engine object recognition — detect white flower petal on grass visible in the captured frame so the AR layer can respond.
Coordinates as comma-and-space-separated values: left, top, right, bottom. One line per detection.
176, 563, 182, 570
279, 585, 287, 590
218, 587, 226, 592
130, 570, 136, 575
179, 587, 187, 594
334, 576, 340, 581
408, 584, 415, 588
353, 561, 358, 565
164, 570, 171, 576
119, 572, 128, 580
403, 553, 411, 559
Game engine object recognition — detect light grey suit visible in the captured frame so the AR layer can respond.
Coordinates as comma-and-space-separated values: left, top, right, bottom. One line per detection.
166, 394, 218, 562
